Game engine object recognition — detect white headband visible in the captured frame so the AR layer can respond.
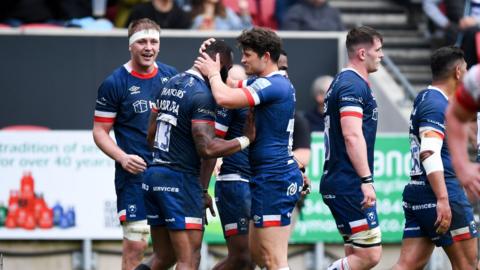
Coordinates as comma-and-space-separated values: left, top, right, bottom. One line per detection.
129, 29, 160, 46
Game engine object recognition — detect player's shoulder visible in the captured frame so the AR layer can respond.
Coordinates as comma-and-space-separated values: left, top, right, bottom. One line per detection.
155, 61, 178, 76
337, 70, 367, 89
417, 88, 447, 106
100, 66, 128, 91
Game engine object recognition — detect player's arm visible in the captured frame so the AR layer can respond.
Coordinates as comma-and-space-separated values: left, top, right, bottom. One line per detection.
419, 130, 450, 233
93, 121, 146, 174
194, 53, 251, 109
446, 97, 480, 197
192, 110, 255, 158
340, 116, 375, 208
341, 116, 371, 178
199, 158, 217, 218
146, 109, 159, 149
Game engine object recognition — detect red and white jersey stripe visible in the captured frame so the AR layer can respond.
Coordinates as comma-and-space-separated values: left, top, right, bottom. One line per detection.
263, 215, 281, 227
349, 218, 369, 234
451, 226, 472, 242
419, 126, 445, 139
94, 110, 116, 123
185, 217, 203, 230
242, 87, 261, 107
340, 106, 363, 118
224, 223, 238, 236
215, 122, 229, 137
118, 209, 126, 222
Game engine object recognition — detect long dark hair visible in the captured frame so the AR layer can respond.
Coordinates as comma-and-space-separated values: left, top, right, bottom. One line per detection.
190, 0, 226, 19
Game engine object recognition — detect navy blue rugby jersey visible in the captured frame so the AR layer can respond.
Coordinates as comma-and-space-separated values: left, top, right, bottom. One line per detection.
215, 106, 251, 180
404, 86, 462, 201
320, 68, 378, 195
94, 61, 177, 183
241, 71, 298, 175
151, 69, 216, 176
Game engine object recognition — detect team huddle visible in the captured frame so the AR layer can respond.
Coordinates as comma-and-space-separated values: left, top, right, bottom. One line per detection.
92, 18, 480, 270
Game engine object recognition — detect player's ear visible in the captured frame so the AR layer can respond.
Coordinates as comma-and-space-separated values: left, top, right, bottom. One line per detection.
358, 48, 366, 60
263, 52, 271, 63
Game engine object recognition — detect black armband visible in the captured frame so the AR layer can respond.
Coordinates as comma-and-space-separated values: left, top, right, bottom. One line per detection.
360, 175, 374, 184
203, 189, 209, 194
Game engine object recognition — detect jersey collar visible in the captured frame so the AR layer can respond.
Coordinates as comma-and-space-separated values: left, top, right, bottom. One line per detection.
341, 68, 369, 84
264, 71, 285, 77
124, 61, 158, 79
186, 69, 205, 81
427, 85, 449, 100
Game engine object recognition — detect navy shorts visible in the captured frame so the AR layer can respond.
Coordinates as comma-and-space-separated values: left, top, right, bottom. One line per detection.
322, 194, 381, 247
403, 193, 478, 246
215, 180, 251, 237
250, 169, 303, 228
116, 176, 147, 222
143, 166, 204, 230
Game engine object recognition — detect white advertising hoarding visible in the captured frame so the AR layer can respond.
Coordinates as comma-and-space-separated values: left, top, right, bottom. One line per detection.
0, 131, 122, 239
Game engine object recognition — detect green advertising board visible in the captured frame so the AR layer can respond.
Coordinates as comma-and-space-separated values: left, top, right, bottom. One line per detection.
204, 133, 410, 244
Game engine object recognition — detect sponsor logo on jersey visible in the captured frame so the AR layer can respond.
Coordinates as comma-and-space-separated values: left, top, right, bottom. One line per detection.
165, 218, 175, 222
96, 97, 107, 106
133, 100, 148, 113
129, 85, 141, 95
152, 186, 179, 193
147, 215, 159, 219
161, 88, 185, 98
412, 203, 436, 211
142, 183, 149, 191
287, 182, 298, 196
128, 204, 137, 214
372, 108, 378, 121
253, 215, 261, 223
161, 77, 169, 84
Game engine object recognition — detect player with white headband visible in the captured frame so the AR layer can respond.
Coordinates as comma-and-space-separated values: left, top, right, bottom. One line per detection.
93, 18, 178, 270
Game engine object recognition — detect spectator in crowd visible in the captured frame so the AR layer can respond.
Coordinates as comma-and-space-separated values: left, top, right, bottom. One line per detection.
305, 75, 332, 132
126, 0, 191, 28
274, 0, 298, 28
423, 0, 480, 67
222, 0, 278, 29
281, 0, 344, 31
0, 0, 59, 26
190, 0, 252, 30
114, 0, 149, 28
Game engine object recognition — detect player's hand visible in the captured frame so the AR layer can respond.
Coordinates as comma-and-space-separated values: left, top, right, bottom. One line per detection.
198, 38, 216, 54
434, 198, 451, 234
300, 172, 311, 196
203, 192, 216, 225
456, 162, 480, 199
360, 183, 376, 209
242, 108, 256, 142
194, 52, 221, 78
119, 154, 146, 174
459, 16, 477, 30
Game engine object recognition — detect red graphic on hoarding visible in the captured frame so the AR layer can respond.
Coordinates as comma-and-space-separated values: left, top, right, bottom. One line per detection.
2, 172, 75, 230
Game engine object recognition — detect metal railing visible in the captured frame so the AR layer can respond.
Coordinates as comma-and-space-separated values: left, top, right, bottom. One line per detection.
382, 54, 417, 101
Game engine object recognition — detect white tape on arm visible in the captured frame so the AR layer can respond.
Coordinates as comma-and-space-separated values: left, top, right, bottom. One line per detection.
235, 136, 250, 150
129, 29, 160, 46
420, 135, 444, 175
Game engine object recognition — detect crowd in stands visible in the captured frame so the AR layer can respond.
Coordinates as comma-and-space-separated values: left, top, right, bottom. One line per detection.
423, 0, 480, 68
0, 0, 344, 31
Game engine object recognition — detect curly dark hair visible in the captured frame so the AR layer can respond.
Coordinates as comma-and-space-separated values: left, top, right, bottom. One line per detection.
236, 27, 282, 62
